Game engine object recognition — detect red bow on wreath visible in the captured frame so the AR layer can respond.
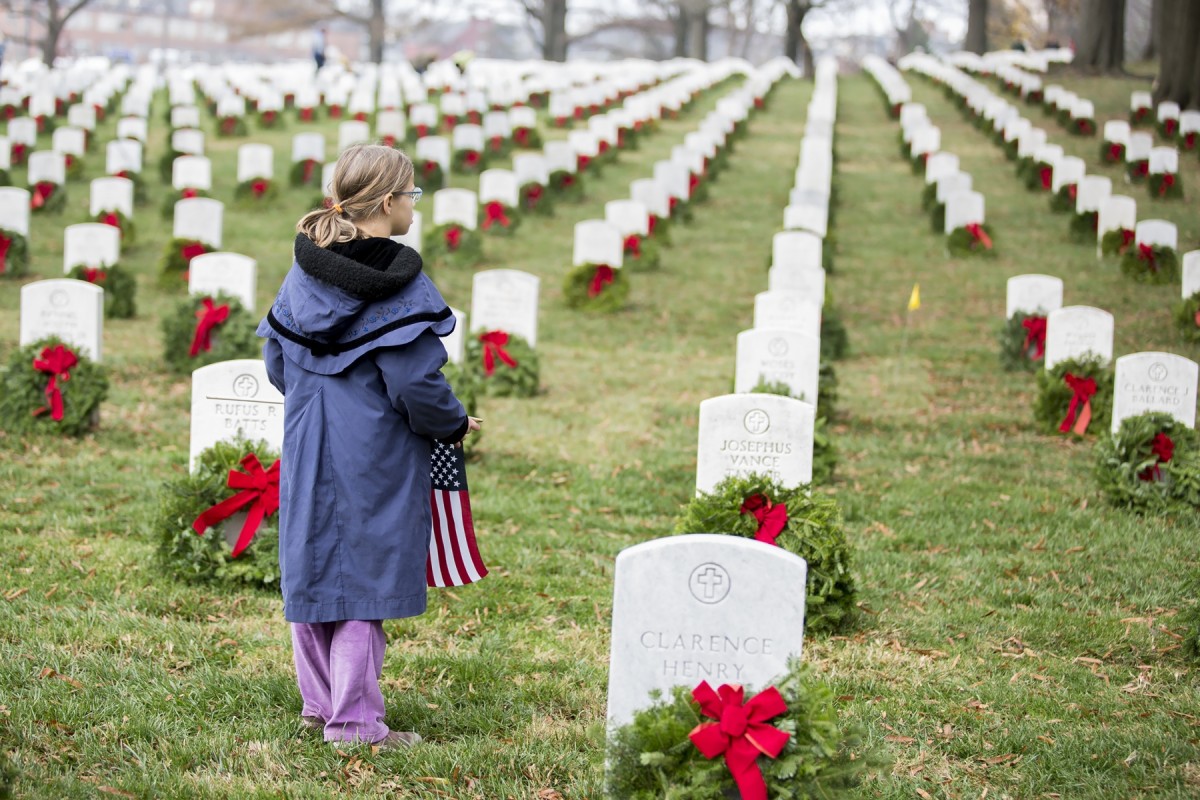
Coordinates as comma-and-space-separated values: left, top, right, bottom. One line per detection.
560, 173, 576, 188
299, 107, 314, 122
1077, 119, 1092, 134
221, 116, 237, 135
192, 453, 281, 557
181, 241, 207, 265
577, 155, 591, 172
1158, 174, 1176, 196
1021, 316, 1047, 359
1138, 432, 1175, 482
1058, 373, 1097, 435
32, 344, 78, 422
1119, 228, 1135, 253
462, 150, 480, 167
1164, 118, 1178, 137
189, 297, 230, 357
302, 159, 316, 183
689, 173, 701, 198
1067, 184, 1078, 201
588, 264, 615, 297
1186, 132, 1197, 149
623, 234, 641, 258
1137, 242, 1157, 272
1107, 142, 1124, 162
479, 330, 517, 376
523, 184, 543, 208
668, 196, 680, 215
251, 179, 269, 198
515, 127, 530, 147
445, 225, 463, 250
30, 181, 56, 209
101, 211, 120, 229
688, 681, 791, 800
489, 135, 504, 152
738, 494, 788, 545
181, 187, 199, 199
1039, 166, 1053, 190
966, 223, 992, 249
647, 214, 658, 236
11, 142, 26, 163
0, 232, 11, 274
1134, 160, 1150, 177
423, 159, 439, 177
82, 267, 107, 284
482, 201, 510, 230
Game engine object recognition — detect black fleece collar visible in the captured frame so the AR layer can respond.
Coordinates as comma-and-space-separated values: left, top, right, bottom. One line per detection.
293, 233, 423, 301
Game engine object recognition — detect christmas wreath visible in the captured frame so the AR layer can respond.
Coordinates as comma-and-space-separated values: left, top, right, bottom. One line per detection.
1148, 172, 1183, 199
750, 380, 839, 484
1100, 140, 1125, 164
216, 115, 248, 137
0, 227, 30, 278
33, 115, 56, 136
30, 181, 66, 214
156, 437, 281, 589
10, 141, 28, 166
289, 158, 322, 187
296, 106, 319, 123
1033, 355, 1113, 437
512, 126, 542, 149
669, 195, 695, 224
67, 264, 137, 319
1120, 242, 1179, 285
64, 153, 85, 181
0, 338, 108, 437
93, 208, 137, 246
1002, 138, 1020, 161
463, 331, 539, 398
1071, 117, 1096, 137
419, 159, 446, 190
920, 182, 940, 211
1100, 227, 1135, 258
1020, 158, 1055, 192
486, 135, 512, 159
549, 169, 584, 202
649, 213, 672, 246
451, 149, 485, 174
1157, 118, 1180, 140
1174, 292, 1200, 345
159, 237, 214, 285
258, 109, 283, 129
234, 177, 279, 206
1049, 184, 1077, 214
621, 233, 662, 272
1127, 157, 1150, 183
674, 473, 857, 634
606, 661, 882, 800
1095, 412, 1200, 512
479, 201, 520, 235
929, 201, 947, 234
998, 312, 1048, 372
1130, 106, 1152, 127
160, 187, 211, 219
1069, 209, 1099, 242
519, 182, 552, 216
946, 223, 996, 258
422, 222, 483, 267
563, 263, 630, 312
162, 293, 261, 373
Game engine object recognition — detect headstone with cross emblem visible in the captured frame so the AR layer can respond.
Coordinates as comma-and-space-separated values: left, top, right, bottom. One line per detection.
734, 328, 822, 407
19, 279, 105, 362
695, 393, 815, 494
605, 534, 809, 729
1110, 352, 1198, 432
470, 269, 539, 347
189, 359, 285, 473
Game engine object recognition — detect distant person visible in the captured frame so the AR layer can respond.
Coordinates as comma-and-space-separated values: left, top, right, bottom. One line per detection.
313, 26, 327, 70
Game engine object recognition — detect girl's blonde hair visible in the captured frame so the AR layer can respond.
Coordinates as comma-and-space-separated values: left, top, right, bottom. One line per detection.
296, 144, 415, 247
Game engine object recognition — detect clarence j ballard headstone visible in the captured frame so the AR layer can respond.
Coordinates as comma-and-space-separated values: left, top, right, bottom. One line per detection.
606, 534, 808, 729
189, 359, 284, 472
1111, 352, 1198, 432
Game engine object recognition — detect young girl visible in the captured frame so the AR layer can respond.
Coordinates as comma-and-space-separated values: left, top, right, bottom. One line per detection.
257, 144, 479, 750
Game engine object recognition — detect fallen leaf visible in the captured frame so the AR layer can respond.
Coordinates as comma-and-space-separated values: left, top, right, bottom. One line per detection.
885, 735, 916, 743
97, 787, 136, 798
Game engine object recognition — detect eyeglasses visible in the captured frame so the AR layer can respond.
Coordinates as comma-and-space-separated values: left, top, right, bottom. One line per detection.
395, 188, 423, 204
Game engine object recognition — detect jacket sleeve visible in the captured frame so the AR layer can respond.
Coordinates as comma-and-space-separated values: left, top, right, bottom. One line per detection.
376, 330, 469, 444
263, 337, 286, 395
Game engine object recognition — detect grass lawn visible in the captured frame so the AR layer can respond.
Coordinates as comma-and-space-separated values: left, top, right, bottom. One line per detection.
1, 62, 1198, 798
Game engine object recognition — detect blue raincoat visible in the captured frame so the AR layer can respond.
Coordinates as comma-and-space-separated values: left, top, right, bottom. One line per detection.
258, 234, 468, 624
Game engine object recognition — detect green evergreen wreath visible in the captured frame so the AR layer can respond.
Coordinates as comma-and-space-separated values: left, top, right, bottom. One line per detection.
478, 202, 520, 236
1181, 570, 1200, 662
920, 182, 939, 210
1033, 355, 1114, 437
519, 182, 553, 216
0, 229, 30, 278
1129, 106, 1152, 126
234, 177, 279, 206
606, 661, 882, 799
998, 312, 1048, 372
158, 148, 182, 182
257, 109, 284, 130
0, 167, 11, 186
419, 161, 446, 190
750, 380, 839, 484
1173, 292, 1200, 345
66, 264, 136, 319
1148, 172, 1184, 199
947, 224, 997, 258
549, 169, 584, 202
1101, 227, 1134, 258
563, 263, 631, 312
674, 474, 857, 635
92, 209, 136, 247
30, 181, 66, 214
929, 202, 946, 234
1002, 138, 1020, 161
1050, 185, 1077, 214
441, 361, 480, 417
1069, 210, 1098, 242
512, 126, 543, 149
0, 337, 108, 437
161, 293, 261, 374
1120, 244, 1179, 285
451, 149, 485, 174
1127, 159, 1150, 183
1100, 140, 1125, 164
464, 332, 539, 398
1071, 117, 1096, 136
819, 309, 849, 363
422, 222, 483, 267
156, 437, 281, 589
289, 158, 322, 188
64, 154, 85, 181
622, 235, 662, 272
159, 237, 214, 285
1095, 412, 1200, 512
216, 115, 249, 137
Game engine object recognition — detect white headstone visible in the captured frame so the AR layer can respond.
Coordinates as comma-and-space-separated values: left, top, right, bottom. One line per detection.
1103, 119, 1130, 144
771, 231, 822, 271
1006, 274, 1064, 318
171, 105, 201, 129
1075, 175, 1111, 214
734, 328, 821, 406
944, 191, 985, 234
605, 534, 809, 728
171, 128, 205, 156
1127, 132, 1153, 162
1052, 156, 1085, 193
440, 306, 466, 364
63, 223, 120, 272
470, 269, 540, 347
117, 117, 147, 142
173, 155, 212, 191
188, 252, 257, 312
1097, 194, 1137, 238
479, 169, 519, 207
936, 172, 973, 205
695, 394, 815, 494
1184, 251, 1200, 299
28, 151, 66, 185
1131, 90, 1152, 111
752, 291, 822, 341
1149, 147, 1179, 175
1111, 352, 1198, 432
416, 136, 451, 171
52, 127, 86, 158
1044, 306, 1115, 370
782, 204, 828, 238
452, 123, 485, 152
630, 178, 670, 219
291, 132, 325, 164
236, 143, 275, 182
544, 141, 577, 174
19, 279, 104, 362
338, 120, 371, 152
432, 188, 478, 230
1136, 219, 1178, 250
0, 187, 31, 236
7, 118, 36, 147
605, 199, 650, 238
173, 197, 224, 248
106, 139, 142, 175
767, 261, 825, 305
188, 360, 285, 472
513, 153, 549, 186
572, 220, 624, 267
925, 152, 959, 185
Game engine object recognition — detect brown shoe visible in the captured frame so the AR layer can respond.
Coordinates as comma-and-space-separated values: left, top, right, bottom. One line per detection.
373, 730, 422, 751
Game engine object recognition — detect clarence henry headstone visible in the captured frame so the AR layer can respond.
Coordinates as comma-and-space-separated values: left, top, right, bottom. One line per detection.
605, 534, 808, 728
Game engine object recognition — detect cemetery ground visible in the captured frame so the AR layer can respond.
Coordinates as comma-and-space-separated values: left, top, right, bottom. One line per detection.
1, 67, 1199, 799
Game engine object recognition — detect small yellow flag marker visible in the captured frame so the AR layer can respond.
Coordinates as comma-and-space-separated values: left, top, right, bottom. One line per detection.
907, 283, 921, 311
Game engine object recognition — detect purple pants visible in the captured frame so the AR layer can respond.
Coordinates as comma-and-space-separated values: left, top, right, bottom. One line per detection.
291, 620, 390, 743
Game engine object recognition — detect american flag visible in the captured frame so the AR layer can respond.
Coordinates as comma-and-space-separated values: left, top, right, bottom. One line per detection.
426, 441, 488, 587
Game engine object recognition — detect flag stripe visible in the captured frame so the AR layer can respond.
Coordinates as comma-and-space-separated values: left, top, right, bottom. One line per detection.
434, 490, 463, 587
457, 493, 487, 580
442, 491, 472, 584
448, 492, 483, 583
428, 494, 447, 587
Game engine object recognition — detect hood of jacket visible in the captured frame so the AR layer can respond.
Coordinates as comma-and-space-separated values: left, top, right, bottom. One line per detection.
257, 233, 455, 375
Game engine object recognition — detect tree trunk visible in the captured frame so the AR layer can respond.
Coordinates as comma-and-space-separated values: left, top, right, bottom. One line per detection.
673, 9, 690, 58
1142, 0, 1160, 61
1154, 0, 1200, 105
42, 20, 63, 66
368, 0, 385, 63
965, 0, 988, 53
784, 1, 811, 76
1076, 0, 1126, 72
542, 0, 569, 61
696, 10, 710, 60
